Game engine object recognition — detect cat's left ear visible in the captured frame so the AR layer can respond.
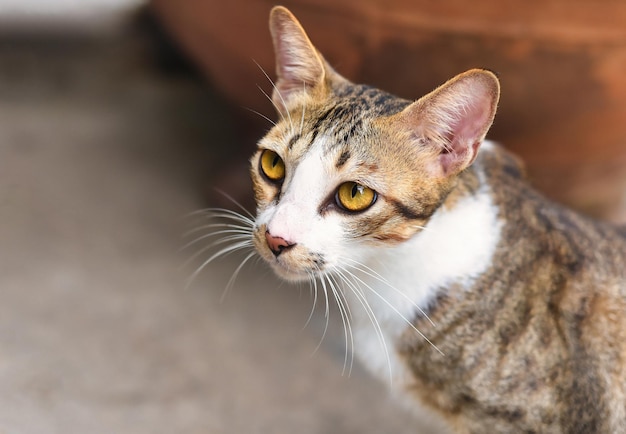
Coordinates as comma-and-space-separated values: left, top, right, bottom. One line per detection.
398, 69, 500, 178
269, 6, 326, 113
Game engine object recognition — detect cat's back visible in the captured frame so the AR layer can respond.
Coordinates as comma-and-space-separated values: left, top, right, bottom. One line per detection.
479, 143, 625, 279
478, 143, 625, 332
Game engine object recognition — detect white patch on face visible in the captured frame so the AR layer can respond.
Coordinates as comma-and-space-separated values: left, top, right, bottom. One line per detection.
255, 137, 347, 274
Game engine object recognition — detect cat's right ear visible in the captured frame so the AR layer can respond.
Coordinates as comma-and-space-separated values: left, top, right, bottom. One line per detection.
269, 6, 326, 113
397, 69, 500, 178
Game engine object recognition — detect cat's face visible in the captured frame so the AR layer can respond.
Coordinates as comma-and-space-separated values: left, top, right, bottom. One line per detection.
251, 89, 444, 281
251, 7, 499, 282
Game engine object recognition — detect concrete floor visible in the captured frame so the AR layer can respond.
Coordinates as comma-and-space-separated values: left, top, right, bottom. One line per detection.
0, 18, 416, 434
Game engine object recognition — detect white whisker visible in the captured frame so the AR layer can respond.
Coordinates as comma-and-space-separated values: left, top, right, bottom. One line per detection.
185, 209, 254, 227
299, 81, 306, 136
183, 206, 255, 290
256, 84, 286, 122
244, 106, 277, 127
326, 272, 354, 376
182, 227, 252, 250
341, 265, 444, 357
302, 271, 319, 331
335, 266, 393, 384
181, 233, 252, 269
193, 204, 255, 223
311, 274, 331, 356
185, 239, 254, 289
343, 257, 437, 328
184, 223, 252, 238
253, 60, 294, 131
220, 251, 257, 302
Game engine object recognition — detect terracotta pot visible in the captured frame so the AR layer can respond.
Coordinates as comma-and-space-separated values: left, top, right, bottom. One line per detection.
151, 0, 626, 222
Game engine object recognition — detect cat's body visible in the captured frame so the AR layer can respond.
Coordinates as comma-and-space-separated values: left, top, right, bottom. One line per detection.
357, 143, 626, 433
235, 6, 626, 433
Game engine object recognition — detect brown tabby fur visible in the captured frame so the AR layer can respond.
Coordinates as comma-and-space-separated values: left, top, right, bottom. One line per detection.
250, 6, 626, 433
401, 148, 626, 433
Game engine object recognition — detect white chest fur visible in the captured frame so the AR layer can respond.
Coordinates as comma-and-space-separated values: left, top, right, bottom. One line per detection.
345, 178, 502, 431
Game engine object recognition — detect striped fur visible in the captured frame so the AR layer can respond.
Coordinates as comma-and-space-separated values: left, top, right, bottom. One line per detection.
249, 6, 626, 433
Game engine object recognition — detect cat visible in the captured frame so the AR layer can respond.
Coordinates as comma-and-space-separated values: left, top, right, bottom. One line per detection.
198, 6, 626, 433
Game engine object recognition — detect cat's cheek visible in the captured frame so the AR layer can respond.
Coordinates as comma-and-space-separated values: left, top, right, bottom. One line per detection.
367, 221, 424, 245
251, 226, 272, 261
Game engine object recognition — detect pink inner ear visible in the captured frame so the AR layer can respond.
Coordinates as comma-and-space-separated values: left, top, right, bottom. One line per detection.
436, 91, 493, 175
271, 16, 324, 110
439, 140, 480, 175
275, 52, 315, 98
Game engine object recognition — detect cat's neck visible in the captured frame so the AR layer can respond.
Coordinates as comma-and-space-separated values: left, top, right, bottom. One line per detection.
348, 142, 503, 378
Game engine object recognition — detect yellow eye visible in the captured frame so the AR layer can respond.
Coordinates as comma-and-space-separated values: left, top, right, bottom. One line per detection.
260, 149, 285, 182
336, 182, 376, 212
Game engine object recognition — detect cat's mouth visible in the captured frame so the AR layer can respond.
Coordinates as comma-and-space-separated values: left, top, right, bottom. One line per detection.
253, 228, 323, 282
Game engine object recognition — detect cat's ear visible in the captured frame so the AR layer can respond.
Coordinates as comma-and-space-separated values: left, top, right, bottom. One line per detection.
398, 69, 500, 178
269, 6, 326, 113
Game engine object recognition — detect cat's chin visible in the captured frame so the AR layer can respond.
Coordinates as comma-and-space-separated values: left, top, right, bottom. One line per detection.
268, 262, 313, 283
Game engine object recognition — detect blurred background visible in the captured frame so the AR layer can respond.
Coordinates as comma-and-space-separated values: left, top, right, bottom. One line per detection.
0, 1, 624, 433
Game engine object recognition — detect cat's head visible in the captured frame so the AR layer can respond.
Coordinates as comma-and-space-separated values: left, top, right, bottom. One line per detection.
250, 6, 500, 282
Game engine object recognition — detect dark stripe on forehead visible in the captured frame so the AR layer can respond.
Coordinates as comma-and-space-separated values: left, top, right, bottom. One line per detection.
312, 107, 334, 132
348, 119, 362, 137
334, 83, 410, 115
306, 107, 334, 150
339, 118, 363, 145
331, 105, 348, 120
304, 87, 409, 152
335, 149, 351, 168
287, 133, 301, 150
307, 104, 357, 150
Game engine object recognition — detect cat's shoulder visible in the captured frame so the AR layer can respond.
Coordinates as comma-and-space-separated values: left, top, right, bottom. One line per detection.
476, 140, 527, 181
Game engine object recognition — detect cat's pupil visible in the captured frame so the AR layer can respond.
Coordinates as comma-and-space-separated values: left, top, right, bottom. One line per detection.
272, 156, 280, 167
352, 184, 362, 198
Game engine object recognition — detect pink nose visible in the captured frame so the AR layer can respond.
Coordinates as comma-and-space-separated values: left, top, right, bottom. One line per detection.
265, 231, 295, 257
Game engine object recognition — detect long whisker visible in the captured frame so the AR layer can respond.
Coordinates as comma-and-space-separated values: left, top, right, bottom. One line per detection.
186, 229, 252, 245
253, 59, 294, 131
335, 266, 393, 384
185, 239, 253, 290
256, 84, 286, 122
302, 271, 319, 331
182, 227, 252, 250
299, 81, 306, 136
183, 222, 252, 238
220, 251, 257, 302
185, 207, 255, 224
182, 235, 252, 270
209, 192, 256, 220
182, 206, 258, 316
343, 266, 444, 357
326, 273, 354, 376
188, 219, 252, 234
311, 274, 331, 356
343, 257, 437, 328
243, 106, 277, 127
182, 206, 255, 261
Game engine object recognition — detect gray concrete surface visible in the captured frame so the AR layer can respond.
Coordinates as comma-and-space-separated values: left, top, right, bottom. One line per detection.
0, 20, 416, 434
